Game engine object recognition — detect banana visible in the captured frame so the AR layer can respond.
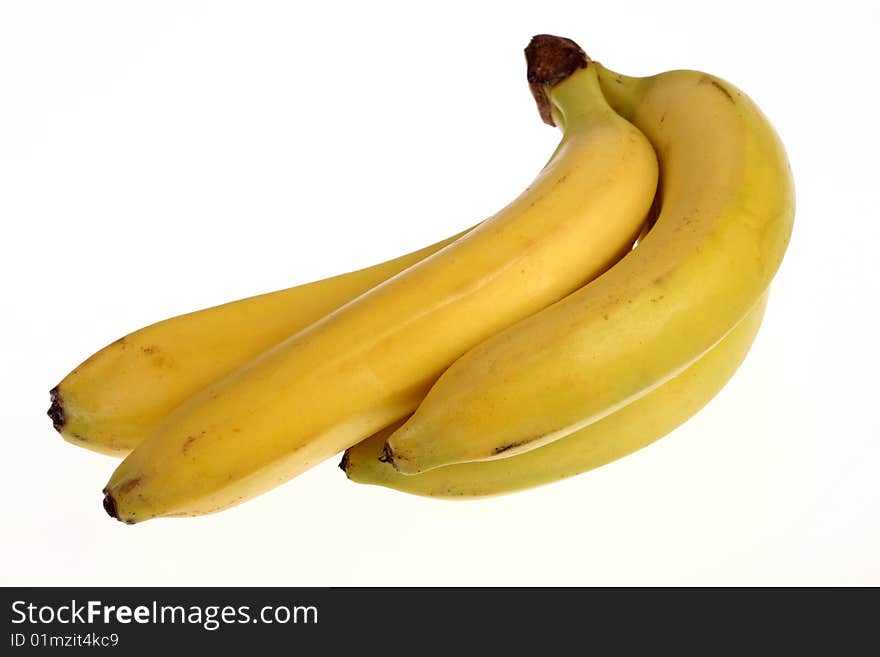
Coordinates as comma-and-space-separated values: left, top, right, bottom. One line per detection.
48, 229, 469, 456
101, 39, 659, 522
384, 36, 794, 474
342, 292, 767, 497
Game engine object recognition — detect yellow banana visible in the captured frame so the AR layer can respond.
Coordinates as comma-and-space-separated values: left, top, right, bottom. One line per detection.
101, 39, 659, 522
49, 230, 468, 456
342, 292, 767, 497
385, 36, 795, 474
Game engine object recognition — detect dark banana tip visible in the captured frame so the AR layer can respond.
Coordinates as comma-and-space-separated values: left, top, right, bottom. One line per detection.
102, 491, 120, 521
47, 386, 66, 432
524, 34, 590, 126
338, 449, 351, 474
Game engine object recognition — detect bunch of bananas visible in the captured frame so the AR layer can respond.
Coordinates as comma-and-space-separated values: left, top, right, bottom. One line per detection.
48, 35, 794, 523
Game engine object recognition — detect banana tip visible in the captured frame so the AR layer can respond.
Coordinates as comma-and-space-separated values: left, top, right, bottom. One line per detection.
47, 386, 66, 432
102, 490, 121, 521
338, 450, 351, 476
524, 34, 589, 126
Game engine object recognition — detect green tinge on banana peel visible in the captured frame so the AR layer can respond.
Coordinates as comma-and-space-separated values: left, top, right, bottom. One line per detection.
342, 292, 767, 498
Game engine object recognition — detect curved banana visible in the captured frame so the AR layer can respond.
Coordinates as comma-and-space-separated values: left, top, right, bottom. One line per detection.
48, 229, 468, 456
343, 292, 767, 497
102, 40, 659, 522
385, 36, 794, 474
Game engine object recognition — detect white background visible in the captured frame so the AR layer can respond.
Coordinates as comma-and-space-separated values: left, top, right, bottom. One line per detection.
1, 0, 878, 586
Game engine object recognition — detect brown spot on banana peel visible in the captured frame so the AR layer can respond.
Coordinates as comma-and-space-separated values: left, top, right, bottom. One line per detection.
140, 344, 171, 368
492, 431, 561, 457
701, 75, 736, 103
381, 441, 398, 468
181, 430, 206, 455
492, 440, 529, 455
525, 35, 590, 126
